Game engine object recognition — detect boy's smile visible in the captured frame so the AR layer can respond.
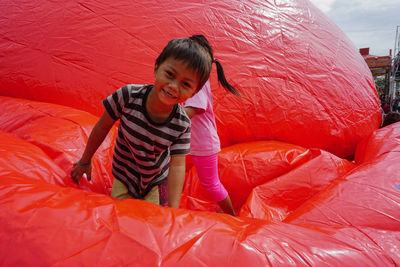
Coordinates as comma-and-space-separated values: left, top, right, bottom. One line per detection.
161, 87, 178, 100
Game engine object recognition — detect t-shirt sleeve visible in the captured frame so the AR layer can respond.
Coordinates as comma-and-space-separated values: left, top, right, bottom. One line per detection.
102, 85, 130, 120
184, 81, 209, 111
170, 126, 191, 156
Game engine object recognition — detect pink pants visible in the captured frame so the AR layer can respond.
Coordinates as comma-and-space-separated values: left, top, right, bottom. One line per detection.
191, 153, 228, 202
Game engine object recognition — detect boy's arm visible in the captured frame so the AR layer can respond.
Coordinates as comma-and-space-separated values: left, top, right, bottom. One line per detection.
167, 155, 186, 208
71, 111, 115, 183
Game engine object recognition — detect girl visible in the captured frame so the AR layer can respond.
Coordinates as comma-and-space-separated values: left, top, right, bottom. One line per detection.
185, 74, 240, 216
71, 35, 234, 208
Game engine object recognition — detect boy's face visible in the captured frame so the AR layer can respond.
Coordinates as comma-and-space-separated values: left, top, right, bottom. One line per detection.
153, 57, 199, 107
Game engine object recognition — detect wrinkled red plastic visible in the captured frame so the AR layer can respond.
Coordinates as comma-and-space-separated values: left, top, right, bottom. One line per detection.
1, 99, 399, 265
0, 96, 116, 195
182, 142, 323, 213
0, 0, 380, 158
1, 0, 399, 266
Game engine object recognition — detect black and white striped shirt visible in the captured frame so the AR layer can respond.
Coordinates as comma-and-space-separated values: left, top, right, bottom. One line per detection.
103, 84, 191, 198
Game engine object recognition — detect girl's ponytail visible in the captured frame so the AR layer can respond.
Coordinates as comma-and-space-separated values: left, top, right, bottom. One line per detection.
213, 59, 240, 96
189, 34, 240, 97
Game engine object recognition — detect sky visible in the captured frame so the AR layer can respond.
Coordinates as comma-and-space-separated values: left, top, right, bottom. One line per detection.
309, 0, 400, 57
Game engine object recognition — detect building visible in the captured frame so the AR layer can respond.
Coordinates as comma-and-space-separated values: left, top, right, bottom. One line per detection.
359, 47, 392, 96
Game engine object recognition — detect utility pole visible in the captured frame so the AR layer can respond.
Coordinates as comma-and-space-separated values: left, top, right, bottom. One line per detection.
394, 26, 400, 57
391, 26, 400, 99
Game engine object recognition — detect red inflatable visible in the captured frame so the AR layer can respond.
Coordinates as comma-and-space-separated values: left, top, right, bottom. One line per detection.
0, 0, 380, 157
1, 0, 399, 266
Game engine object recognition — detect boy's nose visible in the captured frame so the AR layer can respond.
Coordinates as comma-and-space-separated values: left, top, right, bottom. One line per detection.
168, 80, 179, 92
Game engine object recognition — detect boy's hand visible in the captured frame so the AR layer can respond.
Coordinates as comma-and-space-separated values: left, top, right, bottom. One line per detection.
71, 161, 92, 184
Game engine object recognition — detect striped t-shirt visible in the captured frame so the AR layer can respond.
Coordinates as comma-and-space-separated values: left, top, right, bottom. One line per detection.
103, 84, 191, 199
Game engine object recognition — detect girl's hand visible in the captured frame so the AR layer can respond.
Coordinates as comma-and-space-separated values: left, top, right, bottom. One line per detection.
71, 161, 92, 184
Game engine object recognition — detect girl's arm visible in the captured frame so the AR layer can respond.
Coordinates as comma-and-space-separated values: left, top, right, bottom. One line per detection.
71, 111, 116, 183
167, 155, 186, 208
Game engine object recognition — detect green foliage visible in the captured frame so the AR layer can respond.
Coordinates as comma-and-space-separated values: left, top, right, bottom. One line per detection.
375, 78, 385, 90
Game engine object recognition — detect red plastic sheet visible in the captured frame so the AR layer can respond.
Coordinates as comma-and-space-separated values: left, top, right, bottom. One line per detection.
0, 96, 116, 195
1, 0, 399, 266
0, 0, 380, 158
181, 141, 346, 213
1, 97, 399, 265
1, 172, 396, 266
240, 149, 355, 221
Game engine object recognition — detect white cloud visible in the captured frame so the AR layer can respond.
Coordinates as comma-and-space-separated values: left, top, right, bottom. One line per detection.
310, 0, 399, 12
348, 0, 400, 10
309, 0, 335, 12
309, 0, 400, 56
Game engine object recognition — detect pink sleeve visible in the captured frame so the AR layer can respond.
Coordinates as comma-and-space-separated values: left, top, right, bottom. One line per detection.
184, 81, 210, 111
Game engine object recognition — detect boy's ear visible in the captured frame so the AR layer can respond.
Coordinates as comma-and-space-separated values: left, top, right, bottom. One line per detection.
153, 64, 159, 75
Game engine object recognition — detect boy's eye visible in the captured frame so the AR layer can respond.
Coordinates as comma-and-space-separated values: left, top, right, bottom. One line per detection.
165, 71, 173, 78
182, 82, 195, 91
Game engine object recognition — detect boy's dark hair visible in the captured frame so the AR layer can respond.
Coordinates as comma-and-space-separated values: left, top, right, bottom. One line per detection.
155, 35, 240, 95
155, 36, 212, 91
381, 112, 400, 127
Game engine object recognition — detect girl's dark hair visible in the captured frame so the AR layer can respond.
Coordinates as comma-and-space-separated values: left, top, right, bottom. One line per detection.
155, 34, 240, 95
